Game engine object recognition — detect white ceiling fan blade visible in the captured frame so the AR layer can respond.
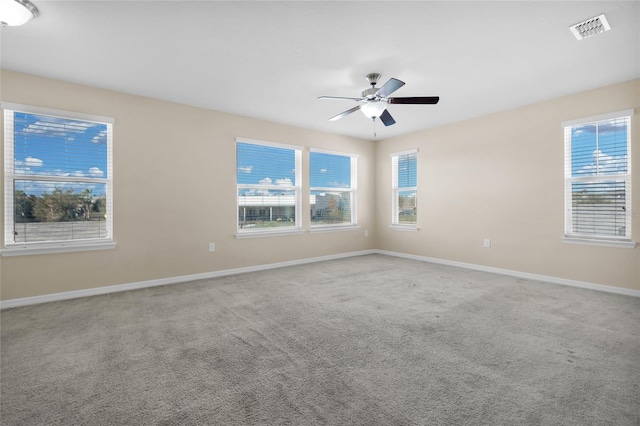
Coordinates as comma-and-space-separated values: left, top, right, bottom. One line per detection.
376, 78, 405, 98
318, 96, 363, 101
329, 105, 361, 121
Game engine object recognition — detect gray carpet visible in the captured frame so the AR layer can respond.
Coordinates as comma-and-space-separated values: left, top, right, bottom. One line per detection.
1, 254, 639, 425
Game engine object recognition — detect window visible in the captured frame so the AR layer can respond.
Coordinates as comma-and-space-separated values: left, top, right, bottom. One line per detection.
2, 103, 114, 255
236, 139, 302, 237
391, 150, 418, 228
563, 110, 634, 247
310, 149, 357, 229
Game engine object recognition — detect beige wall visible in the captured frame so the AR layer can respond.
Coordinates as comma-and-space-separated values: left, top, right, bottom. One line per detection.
1, 72, 638, 301
0, 71, 376, 300
376, 79, 640, 291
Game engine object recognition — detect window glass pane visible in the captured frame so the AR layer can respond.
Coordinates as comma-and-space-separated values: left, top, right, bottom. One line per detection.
392, 151, 417, 225
565, 113, 630, 241
571, 118, 628, 177
310, 190, 351, 224
13, 180, 108, 243
5, 107, 112, 248
236, 141, 301, 232
238, 190, 296, 229
237, 143, 296, 187
398, 189, 417, 224
13, 112, 108, 179
310, 152, 351, 188
597, 118, 628, 175
571, 181, 626, 237
571, 123, 597, 177
397, 153, 417, 188
309, 151, 355, 227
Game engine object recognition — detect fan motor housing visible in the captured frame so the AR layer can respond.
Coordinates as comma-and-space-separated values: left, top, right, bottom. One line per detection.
362, 87, 380, 99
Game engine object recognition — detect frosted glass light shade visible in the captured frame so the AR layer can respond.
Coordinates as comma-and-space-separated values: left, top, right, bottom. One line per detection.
360, 102, 386, 119
0, 0, 39, 26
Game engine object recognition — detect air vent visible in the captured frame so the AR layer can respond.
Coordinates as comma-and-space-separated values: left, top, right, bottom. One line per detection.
570, 14, 611, 40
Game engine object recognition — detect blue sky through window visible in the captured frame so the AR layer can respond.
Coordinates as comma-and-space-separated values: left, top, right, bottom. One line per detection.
12, 112, 109, 196
237, 143, 296, 187
237, 143, 351, 190
310, 152, 350, 188
571, 118, 628, 177
397, 153, 417, 188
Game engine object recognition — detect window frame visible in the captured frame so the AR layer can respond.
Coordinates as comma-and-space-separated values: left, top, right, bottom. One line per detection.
390, 149, 418, 231
309, 148, 358, 232
235, 137, 303, 238
562, 109, 635, 248
1, 103, 115, 256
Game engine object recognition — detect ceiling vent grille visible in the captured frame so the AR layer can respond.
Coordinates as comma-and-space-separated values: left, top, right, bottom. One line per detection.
570, 14, 611, 40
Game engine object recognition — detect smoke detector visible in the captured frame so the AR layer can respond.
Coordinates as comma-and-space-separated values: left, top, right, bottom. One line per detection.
570, 14, 611, 40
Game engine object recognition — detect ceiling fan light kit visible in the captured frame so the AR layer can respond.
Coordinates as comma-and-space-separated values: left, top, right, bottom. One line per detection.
0, 0, 39, 26
318, 73, 439, 132
360, 102, 387, 119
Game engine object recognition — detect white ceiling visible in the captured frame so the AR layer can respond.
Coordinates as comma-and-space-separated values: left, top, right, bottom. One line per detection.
1, 1, 639, 141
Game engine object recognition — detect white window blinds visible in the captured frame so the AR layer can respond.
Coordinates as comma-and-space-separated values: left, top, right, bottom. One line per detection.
236, 139, 302, 234
563, 110, 632, 241
392, 150, 418, 226
3, 104, 113, 249
309, 150, 357, 227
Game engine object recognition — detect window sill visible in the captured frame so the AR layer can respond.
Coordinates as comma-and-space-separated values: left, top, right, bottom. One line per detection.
236, 228, 304, 239
310, 224, 360, 234
562, 237, 636, 249
1, 241, 117, 257
389, 224, 419, 232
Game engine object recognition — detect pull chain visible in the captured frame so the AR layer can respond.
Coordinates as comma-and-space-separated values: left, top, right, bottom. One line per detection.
372, 117, 377, 138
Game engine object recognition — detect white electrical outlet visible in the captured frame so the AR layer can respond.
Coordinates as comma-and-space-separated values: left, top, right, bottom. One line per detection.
364, 230, 369, 237
208, 243, 215, 252
483, 239, 491, 248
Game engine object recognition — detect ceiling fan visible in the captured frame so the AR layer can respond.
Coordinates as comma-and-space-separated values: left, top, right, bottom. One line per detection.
318, 73, 440, 127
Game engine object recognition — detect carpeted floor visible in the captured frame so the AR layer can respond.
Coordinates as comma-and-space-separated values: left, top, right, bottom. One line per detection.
1, 254, 639, 425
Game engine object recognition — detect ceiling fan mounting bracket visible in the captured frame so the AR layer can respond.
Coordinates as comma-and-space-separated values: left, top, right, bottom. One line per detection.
365, 73, 381, 87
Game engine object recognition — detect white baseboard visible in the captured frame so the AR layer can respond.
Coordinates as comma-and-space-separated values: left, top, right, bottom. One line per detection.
0, 250, 376, 310
376, 250, 640, 298
2, 248, 637, 309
